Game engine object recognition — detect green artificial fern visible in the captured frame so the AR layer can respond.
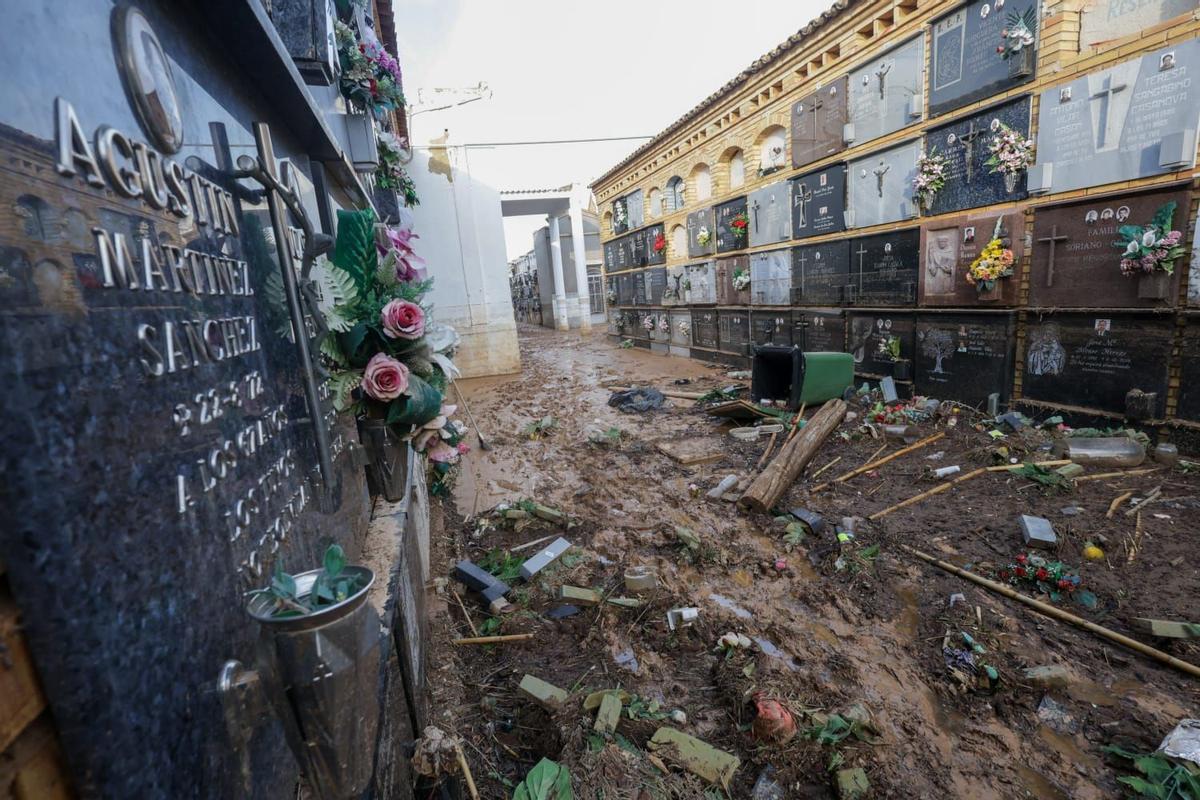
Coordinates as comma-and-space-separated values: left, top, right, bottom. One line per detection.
332, 208, 378, 294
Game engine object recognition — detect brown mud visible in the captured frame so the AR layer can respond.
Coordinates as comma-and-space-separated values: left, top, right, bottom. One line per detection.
425, 324, 1200, 798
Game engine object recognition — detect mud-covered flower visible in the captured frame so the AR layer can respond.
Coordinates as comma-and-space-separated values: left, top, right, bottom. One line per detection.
362, 353, 409, 401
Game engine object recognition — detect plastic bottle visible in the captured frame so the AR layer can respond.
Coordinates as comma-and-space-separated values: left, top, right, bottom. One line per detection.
1060, 437, 1146, 467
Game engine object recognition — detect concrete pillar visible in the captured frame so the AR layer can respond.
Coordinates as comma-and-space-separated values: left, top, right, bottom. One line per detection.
548, 215, 569, 331
568, 196, 592, 332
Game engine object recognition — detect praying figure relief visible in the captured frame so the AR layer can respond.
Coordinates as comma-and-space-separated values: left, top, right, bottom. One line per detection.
1027, 328, 1066, 376
925, 232, 958, 295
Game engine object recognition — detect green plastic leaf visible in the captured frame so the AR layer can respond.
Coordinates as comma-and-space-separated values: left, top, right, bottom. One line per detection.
331, 208, 377, 294
512, 758, 572, 800
384, 374, 444, 427
338, 322, 376, 367
1116, 776, 1166, 798
1151, 201, 1177, 232
271, 563, 297, 599
324, 543, 346, 578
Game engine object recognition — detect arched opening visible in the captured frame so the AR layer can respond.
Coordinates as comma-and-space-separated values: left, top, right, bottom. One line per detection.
647, 187, 662, 218
722, 147, 746, 190
670, 223, 687, 257
691, 163, 712, 201
665, 176, 685, 213
601, 210, 613, 235
756, 126, 787, 176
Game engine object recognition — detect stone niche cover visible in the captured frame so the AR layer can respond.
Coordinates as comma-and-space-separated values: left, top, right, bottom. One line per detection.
929, 0, 1038, 116
919, 208, 1024, 306
791, 75, 849, 169
914, 313, 1015, 405
922, 96, 1031, 216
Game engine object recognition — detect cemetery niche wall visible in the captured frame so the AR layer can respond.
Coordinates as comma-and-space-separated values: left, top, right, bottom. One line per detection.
922, 97, 1032, 215
914, 313, 1015, 405
791, 163, 848, 240
0, 3, 425, 799
929, 0, 1038, 116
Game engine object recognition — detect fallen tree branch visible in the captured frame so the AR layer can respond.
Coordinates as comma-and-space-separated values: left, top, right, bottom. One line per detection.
1124, 486, 1161, 516
900, 544, 1200, 679
755, 432, 779, 470
739, 399, 847, 513
811, 456, 842, 479
810, 432, 946, 493
1073, 467, 1161, 483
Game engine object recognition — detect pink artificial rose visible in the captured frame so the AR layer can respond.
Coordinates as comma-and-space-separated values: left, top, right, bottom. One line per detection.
428, 441, 459, 464
380, 299, 425, 339
457, 442, 470, 455
361, 353, 409, 401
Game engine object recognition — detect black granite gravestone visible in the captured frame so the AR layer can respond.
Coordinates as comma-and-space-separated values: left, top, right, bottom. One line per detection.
847, 313, 916, 375
612, 196, 629, 234
617, 273, 635, 305
1022, 313, 1172, 417
791, 163, 847, 239
792, 241, 851, 305
716, 196, 749, 253
793, 310, 847, 352
719, 309, 752, 356
604, 240, 619, 271
633, 270, 648, 305
1179, 319, 1200, 422
752, 310, 795, 348
914, 313, 1015, 405
849, 230, 920, 306
645, 223, 667, 265
616, 235, 632, 270
692, 309, 720, 350
929, 0, 1038, 116
645, 267, 668, 305
924, 97, 1031, 214
687, 208, 716, 257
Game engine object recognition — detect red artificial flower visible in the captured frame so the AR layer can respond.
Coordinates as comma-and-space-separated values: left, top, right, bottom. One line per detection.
1014, 567, 1027, 578
1015, 554, 1027, 564
998, 569, 1009, 580
653, 234, 666, 252
359, 43, 366, 53
1057, 579, 1071, 590
732, 219, 747, 229
1036, 567, 1049, 581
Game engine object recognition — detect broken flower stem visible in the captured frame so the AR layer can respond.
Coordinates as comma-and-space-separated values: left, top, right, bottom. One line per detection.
811, 455, 842, 479
455, 743, 480, 800
811, 432, 946, 493
755, 432, 779, 470
900, 544, 1200, 679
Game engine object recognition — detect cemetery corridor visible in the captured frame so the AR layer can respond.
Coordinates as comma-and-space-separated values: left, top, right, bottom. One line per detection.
426, 324, 1200, 798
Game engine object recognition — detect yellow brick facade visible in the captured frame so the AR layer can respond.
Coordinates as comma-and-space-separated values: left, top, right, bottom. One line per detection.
593, 0, 1200, 438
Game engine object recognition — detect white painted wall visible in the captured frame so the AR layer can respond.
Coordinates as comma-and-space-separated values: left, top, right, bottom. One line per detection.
406, 144, 520, 377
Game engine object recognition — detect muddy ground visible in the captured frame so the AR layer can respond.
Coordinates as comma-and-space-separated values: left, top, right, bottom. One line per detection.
424, 324, 1199, 799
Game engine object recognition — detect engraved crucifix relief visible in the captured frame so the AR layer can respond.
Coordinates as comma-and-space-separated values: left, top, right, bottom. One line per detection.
875, 61, 892, 100
873, 161, 890, 198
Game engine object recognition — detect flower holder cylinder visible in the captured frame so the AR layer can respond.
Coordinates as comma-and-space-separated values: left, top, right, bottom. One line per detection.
977, 283, 1003, 302
248, 567, 381, 800
1137, 272, 1171, 300
1007, 47, 1035, 79
356, 417, 410, 502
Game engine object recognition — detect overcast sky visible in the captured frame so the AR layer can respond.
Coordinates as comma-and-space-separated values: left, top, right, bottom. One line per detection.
394, 0, 830, 260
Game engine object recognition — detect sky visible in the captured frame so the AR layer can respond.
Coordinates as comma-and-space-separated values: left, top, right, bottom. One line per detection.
393, 0, 831, 260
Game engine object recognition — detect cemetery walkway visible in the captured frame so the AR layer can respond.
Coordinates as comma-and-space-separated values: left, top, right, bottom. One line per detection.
425, 323, 1199, 798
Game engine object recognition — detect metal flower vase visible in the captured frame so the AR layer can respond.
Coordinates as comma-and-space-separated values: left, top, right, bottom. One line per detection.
248, 567, 381, 800
1138, 271, 1171, 300
357, 417, 410, 502
1003, 172, 1019, 194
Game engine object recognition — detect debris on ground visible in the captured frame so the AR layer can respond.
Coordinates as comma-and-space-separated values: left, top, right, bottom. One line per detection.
411, 726, 461, 777
518, 674, 568, 711
607, 387, 664, 413
647, 727, 741, 789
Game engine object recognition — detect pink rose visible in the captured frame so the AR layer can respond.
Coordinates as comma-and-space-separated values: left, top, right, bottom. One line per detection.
380, 299, 425, 339
361, 353, 409, 401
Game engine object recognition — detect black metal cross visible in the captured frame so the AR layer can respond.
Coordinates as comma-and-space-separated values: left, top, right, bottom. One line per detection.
959, 121, 984, 184
1037, 225, 1069, 287
1089, 74, 1128, 149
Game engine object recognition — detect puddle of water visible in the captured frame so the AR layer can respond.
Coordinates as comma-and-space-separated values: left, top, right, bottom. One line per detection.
753, 637, 800, 671
710, 593, 753, 619
1038, 726, 1101, 771
1016, 765, 1069, 800
894, 584, 920, 640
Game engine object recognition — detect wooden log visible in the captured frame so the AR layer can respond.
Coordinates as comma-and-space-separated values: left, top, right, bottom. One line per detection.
900, 544, 1200, 679
738, 399, 847, 513
810, 432, 946, 493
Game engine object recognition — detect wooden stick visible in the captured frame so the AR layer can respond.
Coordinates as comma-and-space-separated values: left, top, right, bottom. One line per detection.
755, 432, 779, 470
811, 456, 843, 479
452, 633, 535, 645
511, 533, 557, 552
1125, 486, 1161, 516
739, 400, 847, 513
1075, 467, 1161, 483
1106, 491, 1135, 519
900, 544, 1200, 679
983, 459, 1071, 472
811, 432, 946, 492
610, 385, 706, 401
1127, 511, 1144, 564
455, 743, 480, 800
451, 590, 479, 637
868, 461, 1074, 521
784, 404, 808, 446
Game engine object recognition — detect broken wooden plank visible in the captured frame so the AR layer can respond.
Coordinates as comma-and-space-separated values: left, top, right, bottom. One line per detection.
559, 586, 601, 606
655, 437, 725, 466
648, 727, 740, 790
593, 692, 622, 735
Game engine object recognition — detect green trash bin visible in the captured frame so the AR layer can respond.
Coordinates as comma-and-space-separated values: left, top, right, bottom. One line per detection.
751, 346, 854, 410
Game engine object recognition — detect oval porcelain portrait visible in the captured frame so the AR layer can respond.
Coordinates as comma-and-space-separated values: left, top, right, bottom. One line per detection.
114, 5, 184, 154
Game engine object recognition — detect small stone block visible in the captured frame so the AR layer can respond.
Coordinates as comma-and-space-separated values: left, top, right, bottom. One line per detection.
1022, 665, 1072, 688
606, 597, 642, 608
583, 689, 632, 710
502, 509, 529, 520
1019, 515, 1057, 550
518, 674, 568, 711
648, 728, 740, 789
594, 691, 622, 735
880, 376, 898, 403
531, 503, 566, 523
836, 767, 870, 799
559, 586, 601, 606
623, 566, 658, 592
1132, 618, 1200, 639
1055, 463, 1084, 480
454, 560, 510, 597
519, 537, 571, 580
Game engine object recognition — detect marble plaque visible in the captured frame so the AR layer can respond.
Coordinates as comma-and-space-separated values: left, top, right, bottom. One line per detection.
604, 240, 618, 270
669, 310, 692, 348
930, 0, 1037, 116
750, 248, 793, 305
616, 236, 632, 270
613, 196, 629, 234
627, 188, 645, 231
794, 310, 846, 352
919, 209, 1023, 305
1081, 0, 1196, 50
1028, 185, 1189, 308
791, 163, 847, 239
1178, 319, 1200, 421
847, 140, 920, 228
848, 313, 916, 375
748, 181, 792, 247
1034, 38, 1200, 193
1191, 200, 1200, 304
645, 223, 667, 265
848, 34, 925, 146
716, 196, 749, 253
1023, 313, 1172, 417
617, 273, 635, 305
663, 265, 687, 306
752, 310, 795, 348
914, 314, 1015, 405
685, 261, 718, 305
645, 267, 667, 305
693, 309, 720, 349
633, 270, 648, 305
633, 310, 653, 345
607, 309, 622, 335
688, 208, 716, 257
924, 97, 1031, 215
849, 229, 921, 306
719, 309, 752, 355
792, 241, 851, 305
629, 230, 648, 267
716, 255, 751, 306
791, 75, 849, 169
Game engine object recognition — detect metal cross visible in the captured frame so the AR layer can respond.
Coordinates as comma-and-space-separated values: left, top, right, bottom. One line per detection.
795, 182, 814, 229
1089, 74, 1128, 149
807, 96, 824, 142
873, 161, 890, 198
855, 242, 869, 286
751, 199, 761, 232
875, 61, 892, 100
1037, 225, 1069, 287
794, 249, 809, 296
958, 121, 984, 184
